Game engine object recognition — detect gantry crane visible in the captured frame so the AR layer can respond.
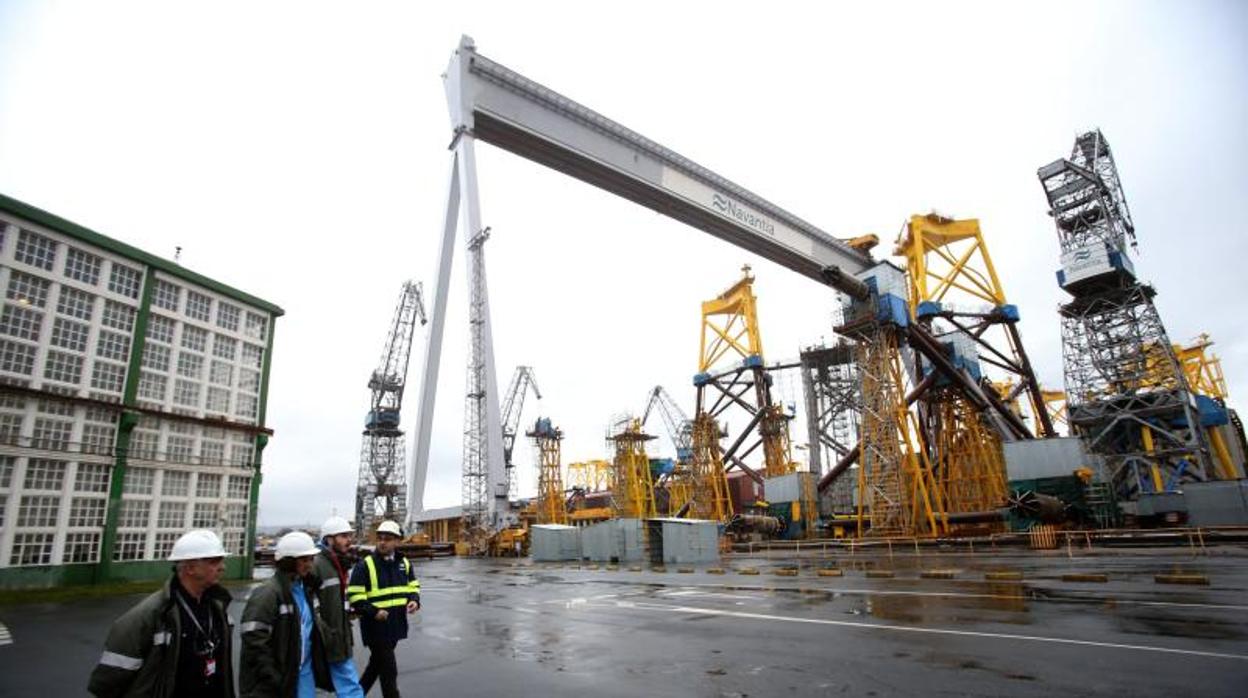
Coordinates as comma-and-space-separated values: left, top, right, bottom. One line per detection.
500, 366, 541, 499
526, 417, 567, 524
356, 281, 427, 537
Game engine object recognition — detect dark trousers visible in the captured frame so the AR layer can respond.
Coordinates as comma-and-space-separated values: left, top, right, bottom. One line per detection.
360, 639, 400, 698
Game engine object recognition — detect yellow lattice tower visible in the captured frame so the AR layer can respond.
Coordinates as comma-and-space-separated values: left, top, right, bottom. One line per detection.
526, 418, 567, 525
567, 459, 613, 492
896, 213, 1054, 438
1176, 335, 1228, 401
934, 394, 1008, 520
855, 326, 946, 538
688, 414, 733, 521
1042, 389, 1068, 433
609, 419, 657, 519
1175, 335, 1240, 479
697, 266, 798, 477
665, 461, 694, 516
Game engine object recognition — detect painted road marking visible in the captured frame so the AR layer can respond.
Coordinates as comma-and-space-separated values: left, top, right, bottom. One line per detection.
615, 600, 1248, 661
0, 622, 12, 646
579, 579, 1248, 613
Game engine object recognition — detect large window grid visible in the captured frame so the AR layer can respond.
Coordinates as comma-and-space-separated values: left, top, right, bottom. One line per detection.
64, 532, 101, 563
1, 226, 274, 570
14, 230, 58, 270
0, 304, 43, 341
56, 286, 95, 321
7, 270, 52, 307
64, 247, 103, 286
108, 263, 143, 299
113, 531, 146, 561
11, 532, 55, 566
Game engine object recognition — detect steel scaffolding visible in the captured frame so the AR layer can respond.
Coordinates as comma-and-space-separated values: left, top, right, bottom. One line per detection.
1039, 130, 1212, 499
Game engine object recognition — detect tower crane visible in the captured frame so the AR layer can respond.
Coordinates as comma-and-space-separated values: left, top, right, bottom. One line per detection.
356, 281, 427, 537
500, 366, 541, 499
642, 386, 693, 464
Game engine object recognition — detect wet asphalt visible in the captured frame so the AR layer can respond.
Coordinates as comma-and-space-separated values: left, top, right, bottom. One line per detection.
2, 545, 1247, 697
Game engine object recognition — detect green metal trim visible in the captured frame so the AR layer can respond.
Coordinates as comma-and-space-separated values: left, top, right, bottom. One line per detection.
243, 317, 278, 578
97, 269, 156, 581
0, 192, 284, 317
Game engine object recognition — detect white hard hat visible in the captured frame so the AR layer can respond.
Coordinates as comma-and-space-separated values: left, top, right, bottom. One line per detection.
320, 516, 352, 539
168, 530, 229, 561
376, 520, 403, 538
274, 531, 320, 561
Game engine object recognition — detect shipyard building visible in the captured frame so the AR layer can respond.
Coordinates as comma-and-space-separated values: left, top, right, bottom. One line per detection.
0, 194, 282, 588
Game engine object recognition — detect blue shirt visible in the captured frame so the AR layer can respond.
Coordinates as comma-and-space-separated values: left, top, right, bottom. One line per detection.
291, 578, 313, 669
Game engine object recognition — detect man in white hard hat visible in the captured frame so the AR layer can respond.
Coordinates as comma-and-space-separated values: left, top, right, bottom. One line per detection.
346, 521, 420, 698
313, 516, 364, 697
88, 529, 235, 698
240, 531, 329, 697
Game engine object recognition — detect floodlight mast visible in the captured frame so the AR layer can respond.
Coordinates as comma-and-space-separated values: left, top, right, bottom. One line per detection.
409, 36, 872, 531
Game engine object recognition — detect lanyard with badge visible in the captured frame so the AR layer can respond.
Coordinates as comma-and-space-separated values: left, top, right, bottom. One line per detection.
175, 591, 218, 678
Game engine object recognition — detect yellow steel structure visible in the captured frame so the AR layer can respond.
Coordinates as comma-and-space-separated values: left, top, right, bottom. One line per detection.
698, 267, 765, 374
567, 459, 613, 492
855, 326, 946, 538
993, 380, 1069, 436
895, 213, 1052, 438
697, 266, 799, 478
688, 413, 733, 521
609, 418, 657, 519
1175, 335, 1240, 479
1176, 334, 1229, 401
527, 418, 568, 525
665, 462, 695, 516
895, 214, 1006, 310
933, 394, 1008, 519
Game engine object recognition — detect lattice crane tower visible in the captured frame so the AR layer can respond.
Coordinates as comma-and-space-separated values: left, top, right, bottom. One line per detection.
642, 385, 695, 515
501, 366, 541, 499
526, 417, 567, 524
356, 281, 427, 537
1038, 130, 1213, 498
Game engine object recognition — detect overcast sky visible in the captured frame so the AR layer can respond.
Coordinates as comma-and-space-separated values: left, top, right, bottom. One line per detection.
2, 1, 1245, 526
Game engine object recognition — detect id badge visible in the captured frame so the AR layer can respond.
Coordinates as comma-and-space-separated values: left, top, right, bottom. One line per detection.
204, 658, 217, 677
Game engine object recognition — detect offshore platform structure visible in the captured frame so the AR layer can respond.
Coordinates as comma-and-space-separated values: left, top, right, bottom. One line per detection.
608, 416, 658, 519
526, 416, 567, 524
1038, 130, 1213, 499
501, 366, 541, 499
895, 214, 1047, 523
691, 267, 808, 523
356, 281, 427, 536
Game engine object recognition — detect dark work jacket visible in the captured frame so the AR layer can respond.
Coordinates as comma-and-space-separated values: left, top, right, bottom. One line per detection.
87, 575, 235, 698
347, 552, 420, 646
239, 572, 331, 697
311, 546, 354, 663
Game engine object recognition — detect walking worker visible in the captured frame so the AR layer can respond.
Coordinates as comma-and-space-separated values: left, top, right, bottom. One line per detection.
347, 520, 420, 698
240, 531, 328, 697
88, 529, 234, 698
314, 516, 365, 697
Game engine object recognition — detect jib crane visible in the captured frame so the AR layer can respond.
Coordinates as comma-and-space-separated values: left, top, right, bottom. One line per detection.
501, 366, 541, 499
355, 281, 427, 537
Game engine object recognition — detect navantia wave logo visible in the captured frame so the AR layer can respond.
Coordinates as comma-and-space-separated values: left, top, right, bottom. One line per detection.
711, 193, 776, 237
1073, 249, 1092, 261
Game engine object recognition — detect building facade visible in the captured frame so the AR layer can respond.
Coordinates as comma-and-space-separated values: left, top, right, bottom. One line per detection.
0, 194, 282, 588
